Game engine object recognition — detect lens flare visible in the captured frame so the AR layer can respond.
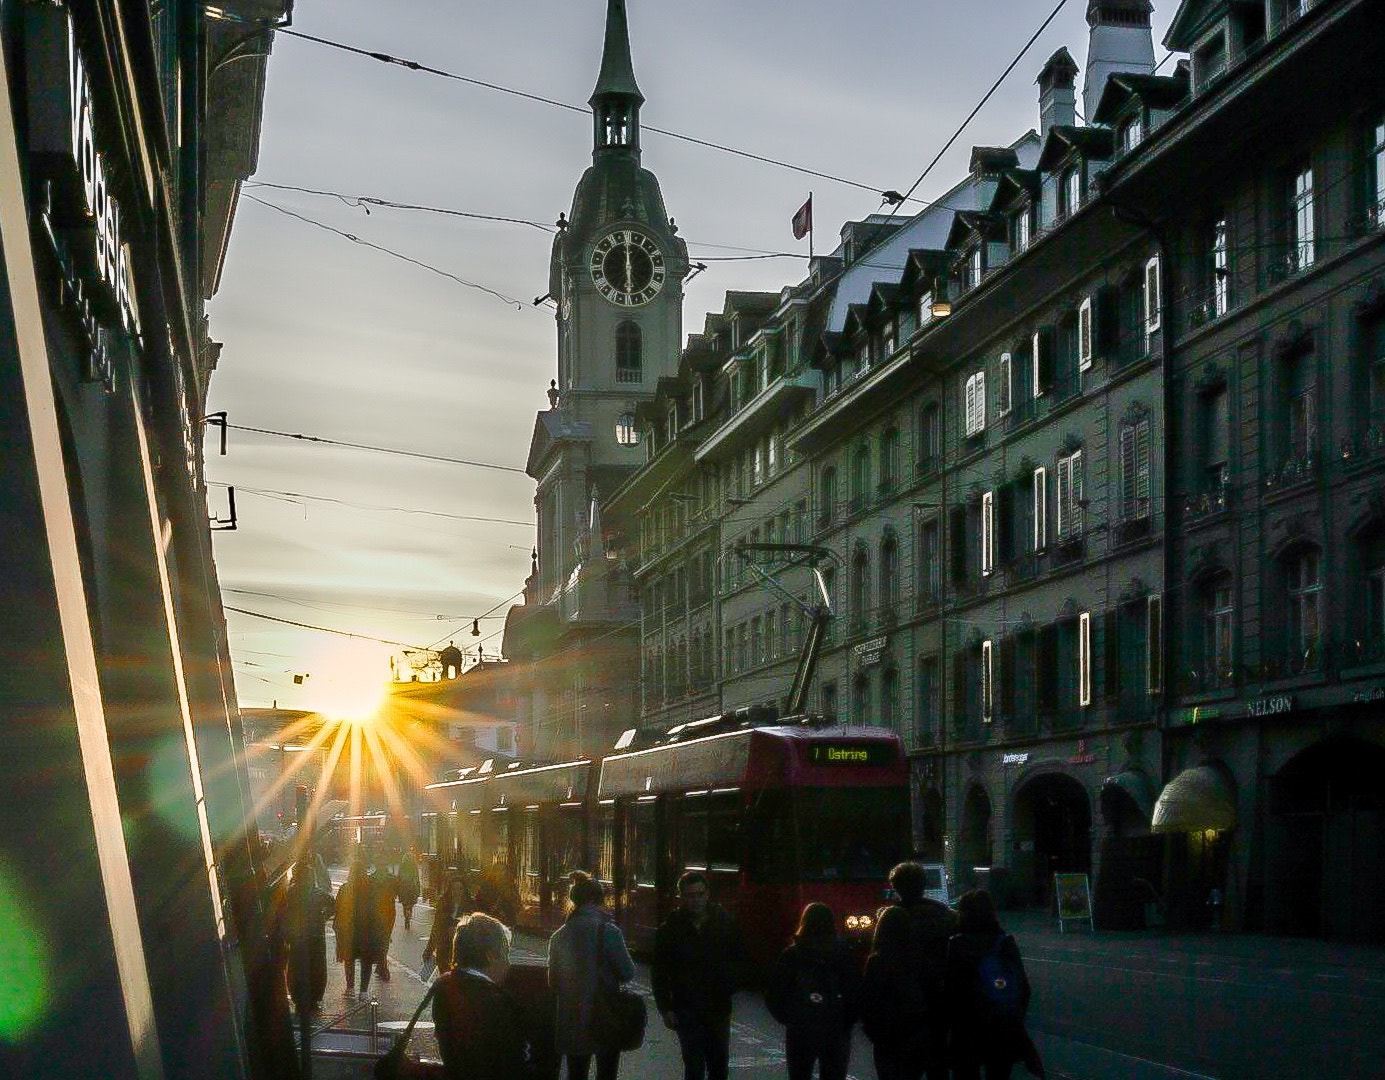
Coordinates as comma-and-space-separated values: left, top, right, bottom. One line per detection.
0, 859, 50, 1040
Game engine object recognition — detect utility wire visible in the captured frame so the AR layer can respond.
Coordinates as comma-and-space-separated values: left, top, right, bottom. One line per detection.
242, 194, 529, 309
425, 590, 527, 651
276, 26, 923, 205
223, 423, 528, 475
207, 481, 534, 527
225, 605, 423, 648
223, 587, 512, 624
245, 182, 558, 231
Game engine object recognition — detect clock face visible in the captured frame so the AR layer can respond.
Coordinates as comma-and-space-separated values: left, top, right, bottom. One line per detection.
590, 228, 666, 307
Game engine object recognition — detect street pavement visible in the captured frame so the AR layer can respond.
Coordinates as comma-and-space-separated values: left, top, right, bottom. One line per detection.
313, 888, 1385, 1080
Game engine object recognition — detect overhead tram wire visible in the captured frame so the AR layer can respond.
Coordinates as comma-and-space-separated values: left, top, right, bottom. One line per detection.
223, 423, 528, 475
274, 26, 922, 207
224, 606, 424, 649
206, 481, 534, 527
242, 194, 529, 309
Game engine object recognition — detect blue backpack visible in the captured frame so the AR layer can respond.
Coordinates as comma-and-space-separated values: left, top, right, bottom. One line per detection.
975, 935, 1024, 1020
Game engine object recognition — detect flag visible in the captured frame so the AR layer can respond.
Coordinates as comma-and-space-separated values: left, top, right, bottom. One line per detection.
791, 196, 813, 240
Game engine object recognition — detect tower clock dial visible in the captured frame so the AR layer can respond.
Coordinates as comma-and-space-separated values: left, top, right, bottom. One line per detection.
589, 228, 666, 307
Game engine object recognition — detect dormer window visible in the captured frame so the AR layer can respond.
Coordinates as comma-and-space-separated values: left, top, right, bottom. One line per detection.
919, 291, 935, 327
692, 379, 705, 422
1120, 115, 1143, 154
1194, 32, 1228, 91
968, 246, 984, 290
1059, 166, 1082, 220
667, 403, 678, 437
1011, 205, 1031, 252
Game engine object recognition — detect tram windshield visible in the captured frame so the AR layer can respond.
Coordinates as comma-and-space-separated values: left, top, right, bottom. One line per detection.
746, 786, 908, 883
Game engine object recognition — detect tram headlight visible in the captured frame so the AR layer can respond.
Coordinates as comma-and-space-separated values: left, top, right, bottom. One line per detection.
844, 914, 874, 932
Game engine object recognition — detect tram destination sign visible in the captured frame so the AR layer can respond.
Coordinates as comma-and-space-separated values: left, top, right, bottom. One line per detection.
805, 741, 896, 767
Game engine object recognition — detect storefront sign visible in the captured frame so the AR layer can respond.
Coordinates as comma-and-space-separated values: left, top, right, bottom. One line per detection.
1053, 872, 1093, 932
1067, 738, 1097, 765
1169, 705, 1223, 727
1245, 695, 1293, 719
1002, 752, 1029, 766
26, 7, 142, 390
1352, 685, 1385, 704
852, 636, 888, 667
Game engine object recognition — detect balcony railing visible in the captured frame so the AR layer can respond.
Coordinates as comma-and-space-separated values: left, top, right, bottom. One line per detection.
615, 366, 642, 383
1179, 665, 1237, 696
1110, 334, 1150, 372
1183, 479, 1231, 521
1264, 449, 1318, 491
1260, 638, 1325, 681
1268, 244, 1314, 284
1184, 282, 1230, 333
1340, 634, 1385, 668
1004, 397, 1038, 434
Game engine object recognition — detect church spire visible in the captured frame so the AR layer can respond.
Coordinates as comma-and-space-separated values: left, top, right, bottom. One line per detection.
589, 0, 643, 159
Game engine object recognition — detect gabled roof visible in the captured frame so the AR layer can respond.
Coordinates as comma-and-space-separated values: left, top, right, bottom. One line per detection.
1164, 0, 1257, 52
1091, 66, 1190, 125
841, 303, 872, 340
988, 168, 1042, 214
945, 210, 1005, 251
970, 146, 1020, 176
525, 409, 593, 478
869, 282, 901, 312
898, 248, 951, 293
1038, 125, 1116, 172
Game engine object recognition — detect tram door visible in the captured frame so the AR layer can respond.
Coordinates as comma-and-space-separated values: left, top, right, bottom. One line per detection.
621, 795, 665, 953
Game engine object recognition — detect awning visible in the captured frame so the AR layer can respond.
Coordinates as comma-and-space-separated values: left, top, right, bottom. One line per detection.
1151, 765, 1237, 834
1100, 768, 1155, 823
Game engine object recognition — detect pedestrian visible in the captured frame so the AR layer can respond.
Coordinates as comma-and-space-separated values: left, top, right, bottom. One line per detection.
368, 850, 399, 982
432, 912, 535, 1080
764, 902, 859, 1080
548, 871, 637, 1080
424, 869, 472, 977
282, 853, 334, 1017
398, 847, 422, 932
652, 870, 749, 1080
334, 850, 379, 999
864, 861, 957, 1080
944, 889, 1044, 1080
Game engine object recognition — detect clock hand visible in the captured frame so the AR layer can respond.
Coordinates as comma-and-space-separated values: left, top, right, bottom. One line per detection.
624, 245, 633, 293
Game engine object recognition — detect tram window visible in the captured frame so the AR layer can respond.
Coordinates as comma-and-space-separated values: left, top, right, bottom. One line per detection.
706, 791, 741, 871
744, 791, 796, 883
596, 804, 617, 886
681, 796, 709, 869
797, 787, 908, 883
632, 800, 658, 887
521, 812, 541, 902
550, 806, 584, 880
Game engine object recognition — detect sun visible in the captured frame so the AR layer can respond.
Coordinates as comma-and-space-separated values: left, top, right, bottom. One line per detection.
305, 641, 391, 722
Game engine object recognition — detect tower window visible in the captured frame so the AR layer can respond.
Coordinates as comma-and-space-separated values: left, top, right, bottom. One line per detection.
601, 105, 631, 147
616, 322, 642, 382
615, 413, 639, 446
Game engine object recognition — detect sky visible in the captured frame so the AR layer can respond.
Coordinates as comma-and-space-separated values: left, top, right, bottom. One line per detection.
206, 0, 1180, 713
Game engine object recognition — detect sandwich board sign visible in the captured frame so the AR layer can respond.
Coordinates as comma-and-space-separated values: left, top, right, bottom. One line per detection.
1053, 872, 1093, 932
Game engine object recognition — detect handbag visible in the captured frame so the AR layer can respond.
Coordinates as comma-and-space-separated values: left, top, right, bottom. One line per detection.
375, 980, 446, 1080
589, 919, 647, 1052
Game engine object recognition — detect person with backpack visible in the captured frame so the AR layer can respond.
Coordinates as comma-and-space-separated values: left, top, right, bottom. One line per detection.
944, 889, 1044, 1080
764, 903, 860, 1080
866, 861, 957, 1080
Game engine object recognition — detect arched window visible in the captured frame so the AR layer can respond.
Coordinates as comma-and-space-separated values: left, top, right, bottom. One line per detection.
819, 466, 838, 528
1282, 545, 1322, 672
879, 530, 899, 616
615, 413, 639, 446
852, 441, 871, 509
616, 322, 642, 382
851, 544, 870, 627
1197, 572, 1235, 691
880, 426, 900, 493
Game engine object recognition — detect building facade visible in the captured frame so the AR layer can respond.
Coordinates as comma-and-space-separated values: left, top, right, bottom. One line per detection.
0, 1, 293, 1076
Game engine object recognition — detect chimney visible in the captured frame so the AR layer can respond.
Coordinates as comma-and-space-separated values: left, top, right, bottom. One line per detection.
1083, 0, 1155, 121
1037, 48, 1079, 136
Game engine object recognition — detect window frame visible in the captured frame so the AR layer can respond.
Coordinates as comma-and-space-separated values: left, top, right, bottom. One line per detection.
997, 352, 1013, 416
981, 490, 995, 577
964, 370, 987, 437
1078, 296, 1093, 370
1032, 466, 1048, 552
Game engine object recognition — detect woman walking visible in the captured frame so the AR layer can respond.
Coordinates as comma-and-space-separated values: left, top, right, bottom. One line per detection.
944, 889, 1044, 1080
547, 871, 636, 1080
334, 851, 379, 999
423, 869, 472, 976
764, 902, 860, 1080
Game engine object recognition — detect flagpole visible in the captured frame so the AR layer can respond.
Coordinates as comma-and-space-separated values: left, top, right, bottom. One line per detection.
808, 190, 814, 262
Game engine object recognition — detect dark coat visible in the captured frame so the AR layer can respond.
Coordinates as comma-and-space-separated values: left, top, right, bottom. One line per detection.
944, 929, 1034, 1070
432, 968, 533, 1080
651, 904, 747, 1019
764, 939, 860, 1033
547, 905, 636, 1055
333, 872, 384, 963
873, 898, 957, 1012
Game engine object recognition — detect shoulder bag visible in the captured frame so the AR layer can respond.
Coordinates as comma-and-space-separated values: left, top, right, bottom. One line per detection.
589, 919, 647, 1052
375, 979, 446, 1080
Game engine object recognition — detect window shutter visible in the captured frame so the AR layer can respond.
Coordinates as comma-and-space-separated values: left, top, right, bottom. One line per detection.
1032, 331, 1046, 397
1079, 297, 1093, 370
998, 353, 1012, 416
981, 640, 994, 722
1147, 594, 1163, 694
1119, 426, 1136, 520
1144, 255, 1162, 333
975, 371, 986, 433
1032, 466, 1047, 551
1078, 612, 1092, 707
1135, 419, 1151, 514
1056, 456, 1071, 536
1104, 609, 1121, 701
981, 491, 994, 576
963, 376, 976, 436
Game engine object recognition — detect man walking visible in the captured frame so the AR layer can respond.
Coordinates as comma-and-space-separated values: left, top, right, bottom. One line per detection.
873, 861, 958, 1080
652, 871, 747, 1080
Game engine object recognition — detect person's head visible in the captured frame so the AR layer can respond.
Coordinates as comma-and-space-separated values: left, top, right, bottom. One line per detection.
888, 861, 927, 905
956, 888, 1000, 933
677, 871, 709, 916
869, 902, 912, 959
567, 870, 604, 912
794, 902, 836, 946
451, 912, 513, 981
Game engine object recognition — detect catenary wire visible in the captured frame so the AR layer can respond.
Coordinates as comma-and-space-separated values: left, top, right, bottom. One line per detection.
222, 423, 528, 474
207, 481, 534, 527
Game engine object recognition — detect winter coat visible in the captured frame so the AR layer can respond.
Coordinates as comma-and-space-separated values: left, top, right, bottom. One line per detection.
334, 873, 383, 963
547, 904, 636, 1056
651, 903, 748, 1020
433, 968, 534, 1080
764, 939, 860, 1033
872, 897, 957, 1015
944, 928, 1034, 1070
397, 854, 421, 906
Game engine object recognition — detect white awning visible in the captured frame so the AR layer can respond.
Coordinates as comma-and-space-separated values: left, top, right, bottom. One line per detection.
1151, 765, 1237, 834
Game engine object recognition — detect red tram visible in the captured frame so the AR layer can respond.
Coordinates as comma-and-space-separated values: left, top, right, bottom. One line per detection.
422, 716, 908, 967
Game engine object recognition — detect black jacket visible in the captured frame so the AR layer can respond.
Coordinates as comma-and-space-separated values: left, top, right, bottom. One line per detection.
432, 969, 533, 1080
764, 939, 861, 1032
944, 929, 1034, 1069
651, 904, 747, 1018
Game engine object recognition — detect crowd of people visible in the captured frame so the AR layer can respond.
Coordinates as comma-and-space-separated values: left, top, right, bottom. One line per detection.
280, 850, 1043, 1080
